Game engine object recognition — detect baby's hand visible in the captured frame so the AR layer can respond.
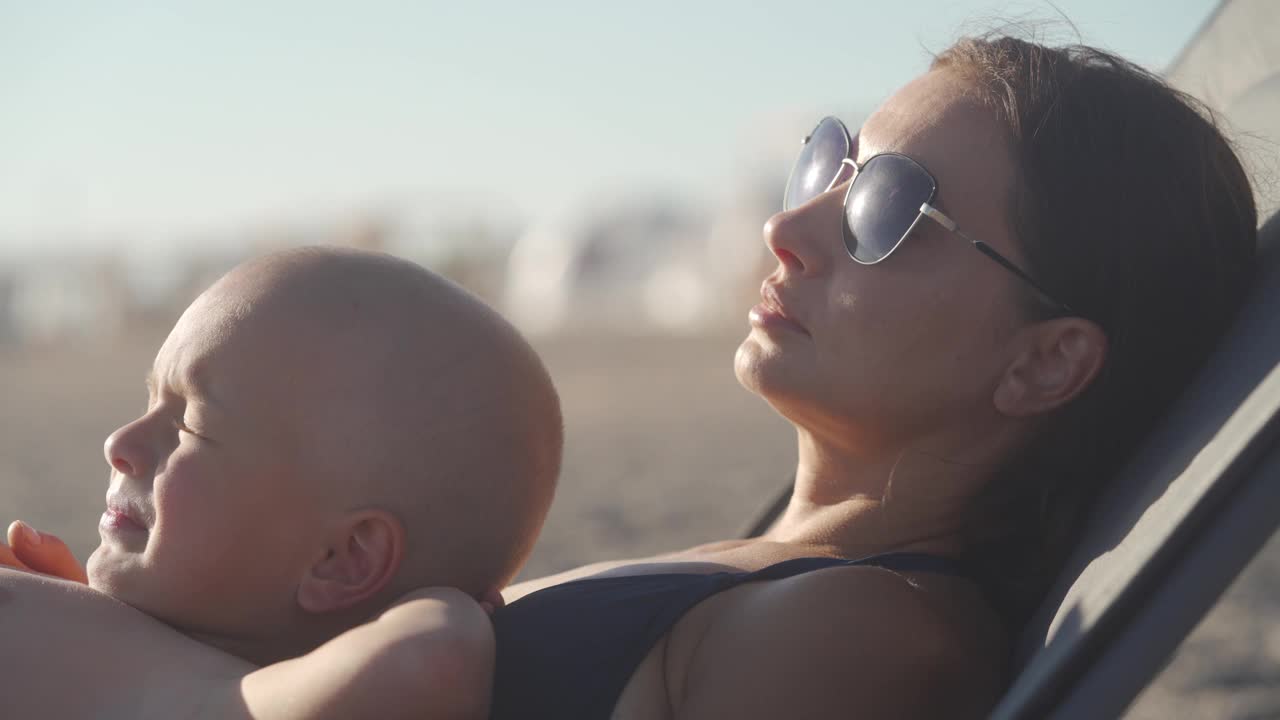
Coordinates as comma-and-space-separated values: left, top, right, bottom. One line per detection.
0, 521, 87, 583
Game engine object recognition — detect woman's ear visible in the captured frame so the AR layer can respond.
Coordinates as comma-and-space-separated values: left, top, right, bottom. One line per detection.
994, 317, 1107, 418
297, 510, 405, 614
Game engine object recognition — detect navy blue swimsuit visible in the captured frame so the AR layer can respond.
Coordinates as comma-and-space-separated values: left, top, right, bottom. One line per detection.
490, 552, 972, 719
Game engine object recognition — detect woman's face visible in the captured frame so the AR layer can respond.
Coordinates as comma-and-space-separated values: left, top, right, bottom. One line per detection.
735, 69, 1035, 453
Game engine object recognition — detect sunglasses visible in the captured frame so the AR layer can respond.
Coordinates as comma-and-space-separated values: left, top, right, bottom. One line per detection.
783, 116, 1073, 315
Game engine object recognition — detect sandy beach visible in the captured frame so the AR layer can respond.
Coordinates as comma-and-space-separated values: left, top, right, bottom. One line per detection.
1, 328, 1276, 718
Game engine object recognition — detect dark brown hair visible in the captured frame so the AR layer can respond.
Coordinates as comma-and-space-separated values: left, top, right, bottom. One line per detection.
932, 36, 1258, 626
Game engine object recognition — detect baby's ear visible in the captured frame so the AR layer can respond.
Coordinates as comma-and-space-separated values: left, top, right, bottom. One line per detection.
297, 510, 405, 614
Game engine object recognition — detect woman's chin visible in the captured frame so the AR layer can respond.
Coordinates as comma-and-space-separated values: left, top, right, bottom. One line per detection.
735, 335, 799, 402
734, 336, 765, 390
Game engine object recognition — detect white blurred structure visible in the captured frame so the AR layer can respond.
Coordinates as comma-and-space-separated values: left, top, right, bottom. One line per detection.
0, 249, 241, 345
502, 111, 863, 336
5, 258, 119, 343
0, 115, 876, 343
504, 196, 712, 334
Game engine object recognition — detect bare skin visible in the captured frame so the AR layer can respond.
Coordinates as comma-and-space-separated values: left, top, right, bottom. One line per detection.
0, 248, 561, 719
500, 68, 1106, 719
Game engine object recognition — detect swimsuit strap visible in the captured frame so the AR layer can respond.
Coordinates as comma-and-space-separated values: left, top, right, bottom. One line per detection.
742, 551, 973, 582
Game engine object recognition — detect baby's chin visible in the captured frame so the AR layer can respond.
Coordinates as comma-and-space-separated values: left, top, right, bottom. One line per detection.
85, 550, 198, 637
86, 545, 115, 592
86, 543, 143, 599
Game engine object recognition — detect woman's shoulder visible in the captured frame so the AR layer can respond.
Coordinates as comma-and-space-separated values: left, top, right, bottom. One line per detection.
718, 561, 1000, 656
670, 562, 1007, 719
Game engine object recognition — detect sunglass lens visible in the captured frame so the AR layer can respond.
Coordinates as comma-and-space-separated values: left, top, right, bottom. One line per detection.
844, 154, 936, 263
783, 117, 849, 211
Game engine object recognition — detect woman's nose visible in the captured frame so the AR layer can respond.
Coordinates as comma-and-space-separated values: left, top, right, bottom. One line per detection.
763, 198, 837, 277
103, 416, 160, 479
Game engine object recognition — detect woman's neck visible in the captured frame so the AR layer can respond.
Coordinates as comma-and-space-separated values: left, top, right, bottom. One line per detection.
763, 426, 1007, 559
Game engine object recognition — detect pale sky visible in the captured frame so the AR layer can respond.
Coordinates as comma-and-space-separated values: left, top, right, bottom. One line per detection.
0, 0, 1218, 253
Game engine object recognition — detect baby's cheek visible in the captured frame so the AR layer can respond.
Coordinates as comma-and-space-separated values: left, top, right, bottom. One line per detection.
152, 472, 235, 568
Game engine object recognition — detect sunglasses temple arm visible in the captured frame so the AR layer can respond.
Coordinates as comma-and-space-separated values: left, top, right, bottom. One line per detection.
920, 204, 1074, 314
968, 237, 1074, 313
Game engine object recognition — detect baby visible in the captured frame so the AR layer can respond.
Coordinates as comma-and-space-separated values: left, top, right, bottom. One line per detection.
0, 247, 562, 719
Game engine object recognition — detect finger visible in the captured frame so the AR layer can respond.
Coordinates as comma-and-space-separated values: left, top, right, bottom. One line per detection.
479, 588, 506, 615
0, 541, 33, 572
9, 521, 87, 584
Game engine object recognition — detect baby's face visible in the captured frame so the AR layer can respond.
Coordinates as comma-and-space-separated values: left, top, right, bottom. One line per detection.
87, 287, 328, 637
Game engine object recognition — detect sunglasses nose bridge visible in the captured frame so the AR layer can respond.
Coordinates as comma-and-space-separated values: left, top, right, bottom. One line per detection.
784, 159, 856, 213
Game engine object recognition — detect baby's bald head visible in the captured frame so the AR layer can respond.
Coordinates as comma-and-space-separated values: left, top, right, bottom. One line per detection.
218, 247, 561, 595
93, 246, 560, 660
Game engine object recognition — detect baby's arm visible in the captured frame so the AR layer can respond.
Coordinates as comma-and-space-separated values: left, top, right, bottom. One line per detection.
0, 566, 490, 719
0, 567, 258, 719
221, 587, 494, 720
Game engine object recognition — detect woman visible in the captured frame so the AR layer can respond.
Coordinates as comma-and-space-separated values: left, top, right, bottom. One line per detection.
489, 35, 1258, 718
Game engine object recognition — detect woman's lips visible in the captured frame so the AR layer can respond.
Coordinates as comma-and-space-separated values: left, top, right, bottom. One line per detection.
749, 303, 809, 335
751, 286, 810, 336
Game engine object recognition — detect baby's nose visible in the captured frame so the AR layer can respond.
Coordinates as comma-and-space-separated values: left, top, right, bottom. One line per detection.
103, 419, 155, 479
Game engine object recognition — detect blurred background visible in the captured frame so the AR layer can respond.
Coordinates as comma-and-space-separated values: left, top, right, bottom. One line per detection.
1, 1, 1277, 716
